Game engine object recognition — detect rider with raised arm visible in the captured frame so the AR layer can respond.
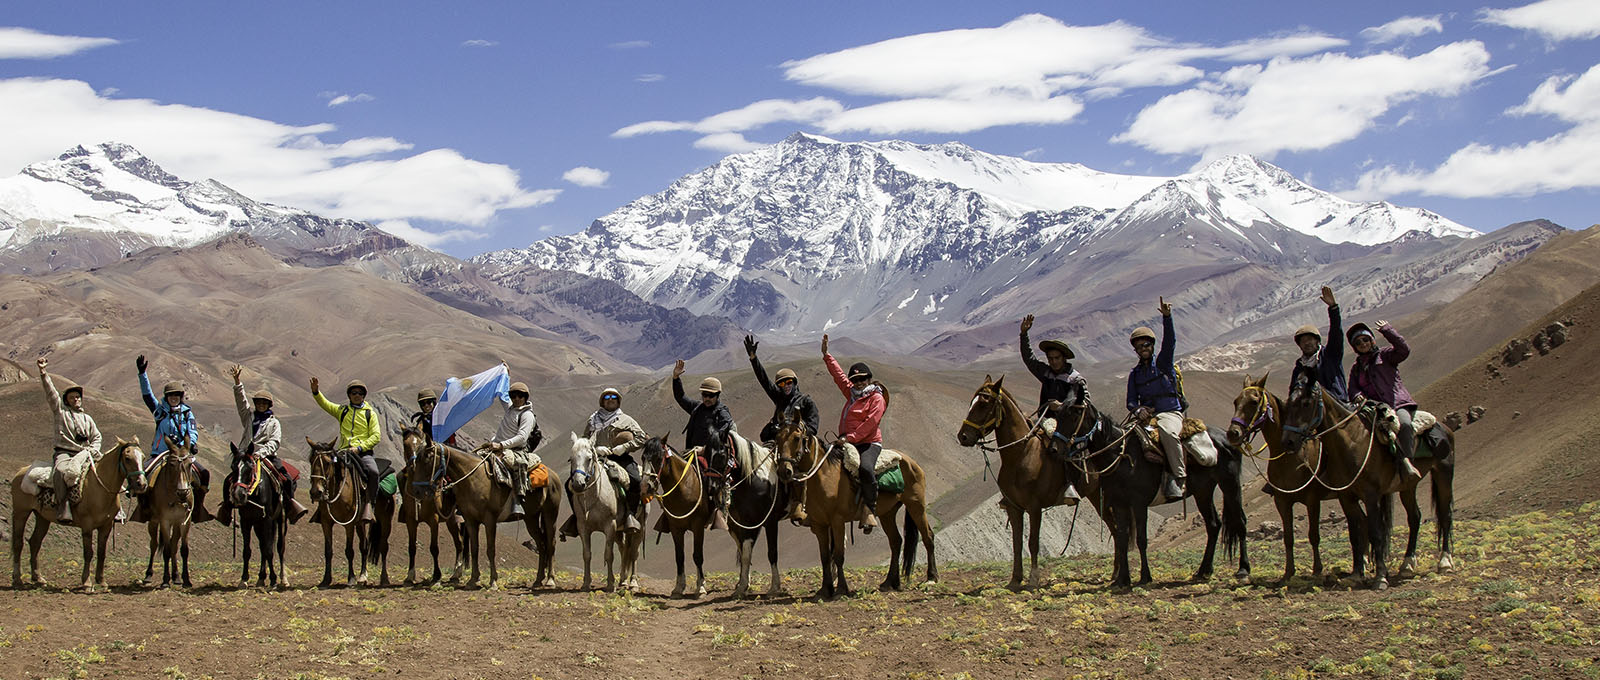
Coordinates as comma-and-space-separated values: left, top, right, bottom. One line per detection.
673, 359, 735, 532
38, 357, 101, 524
137, 354, 212, 523
822, 334, 887, 533
1126, 298, 1187, 501
743, 334, 819, 524
1347, 319, 1424, 482
219, 365, 309, 525
310, 376, 382, 522
1018, 315, 1084, 507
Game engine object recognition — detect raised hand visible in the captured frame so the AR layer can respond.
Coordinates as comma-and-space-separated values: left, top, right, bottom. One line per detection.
821, 334, 830, 356
672, 359, 685, 379
1158, 297, 1172, 317
743, 334, 759, 358
229, 364, 243, 385
1320, 286, 1337, 308
136, 354, 148, 374
36, 357, 47, 374
1020, 314, 1034, 334
310, 376, 320, 394
1377, 319, 1390, 329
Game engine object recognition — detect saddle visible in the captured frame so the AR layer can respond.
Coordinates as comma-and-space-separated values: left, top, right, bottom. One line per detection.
22, 458, 89, 506
1362, 404, 1446, 458
726, 432, 774, 486
835, 442, 904, 477
1141, 417, 1220, 467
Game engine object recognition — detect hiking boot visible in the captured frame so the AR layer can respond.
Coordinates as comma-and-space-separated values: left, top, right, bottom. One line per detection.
505, 497, 525, 523
859, 505, 879, 534
622, 514, 642, 532
786, 500, 809, 527
287, 499, 310, 525
711, 509, 728, 531
559, 515, 578, 541
58, 498, 74, 525
1398, 458, 1422, 482
1058, 485, 1081, 507
1163, 475, 1186, 501
191, 488, 215, 524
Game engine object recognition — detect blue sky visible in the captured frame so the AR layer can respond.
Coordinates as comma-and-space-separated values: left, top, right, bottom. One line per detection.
1, 0, 1597, 256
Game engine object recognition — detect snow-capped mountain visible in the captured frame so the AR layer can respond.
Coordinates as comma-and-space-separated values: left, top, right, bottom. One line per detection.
477, 132, 1482, 350
0, 143, 388, 270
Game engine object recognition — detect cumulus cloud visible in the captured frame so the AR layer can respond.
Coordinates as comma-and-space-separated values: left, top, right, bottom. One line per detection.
325, 92, 375, 107
609, 40, 651, 49
461, 39, 499, 47
693, 133, 765, 153
635, 73, 665, 83
376, 220, 485, 247
1480, 0, 1600, 42
818, 95, 1083, 135
1360, 16, 1445, 44
0, 27, 118, 59
0, 78, 557, 243
613, 97, 843, 138
1113, 41, 1494, 162
562, 166, 610, 187
1352, 63, 1600, 198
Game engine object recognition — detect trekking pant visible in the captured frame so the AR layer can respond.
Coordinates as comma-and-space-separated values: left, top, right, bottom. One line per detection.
1153, 411, 1185, 479
355, 449, 379, 504
853, 442, 881, 510
1394, 406, 1418, 460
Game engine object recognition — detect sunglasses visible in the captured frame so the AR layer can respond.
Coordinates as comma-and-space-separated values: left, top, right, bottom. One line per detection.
1133, 341, 1155, 350
776, 379, 796, 387
602, 395, 620, 401
348, 390, 367, 397
849, 376, 868, 384
700, 392, 719, 399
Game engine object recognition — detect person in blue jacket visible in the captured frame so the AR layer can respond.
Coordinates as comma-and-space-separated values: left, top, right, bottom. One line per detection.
1125, 298, 1187, 501
136, 354, 213, 523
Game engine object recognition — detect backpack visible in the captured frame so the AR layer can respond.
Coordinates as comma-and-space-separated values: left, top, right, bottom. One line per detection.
528, 421, 544, 452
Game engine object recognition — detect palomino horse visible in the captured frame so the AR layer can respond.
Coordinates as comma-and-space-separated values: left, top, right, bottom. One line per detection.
432, 440, 523, 589
719, 433, 788, 599
143, 437, 199, 588
567, 435, 640, 592
398, 427, 464, 585
955, 376, 1102, 590
1228, 374, 1366, 582
10, 440, 148, 591
229, 442, 288, 588
773, 415, 936, 597
306, 438, 390, 587
641, 436, 711, 598
1280, 371, 1456, 590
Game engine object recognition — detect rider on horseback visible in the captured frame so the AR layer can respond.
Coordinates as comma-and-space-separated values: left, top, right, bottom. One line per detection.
1347, 320, 1424, 482
673, 360, 736, 532
1018, 315, 1085, 507
487, 381, 540, 523
1126, 298, 1187, 501
38, 358, 101, 525
1292, 286, 1349, 404
137, 355, 212, 523
218, 364, 309, 526
562, 388, 650, 538
310, 376, 383, 523
822, 334, 886, 533
743, 334, 820, 525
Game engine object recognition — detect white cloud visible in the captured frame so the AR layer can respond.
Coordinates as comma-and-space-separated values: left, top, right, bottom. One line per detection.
693, 133, 765, 153
375, 220, 484, 247
1360, 16, 1445, 44
1352, 63, 1600, 198
562, 166, 610, 187
609, 40, 651, 49
1113, 41, 1494, 162
1021, 147, 1044, 159
614, 97, 843, 138
635, 73, 665, 83
0, 27, 118, 59
1480, 0, 1600, 42
818, 95, 1084, 135
325, 92, 375, 107
0, 78, 557, 236
461, 39, 499, 48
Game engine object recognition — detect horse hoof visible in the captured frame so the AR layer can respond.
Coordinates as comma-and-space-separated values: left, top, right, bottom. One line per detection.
1005, 581, 1024, 592
1437, 555, 1455, 573
1234, 569, 1251, 581
1190, 572, 1213, 584
878, 581, 899, 592
1373, 579, 1389, 592
318, 580, 332, 589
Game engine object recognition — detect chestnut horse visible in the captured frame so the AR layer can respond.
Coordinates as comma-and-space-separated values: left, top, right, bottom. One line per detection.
10, 440, 147, 591
641, 436, 712, 598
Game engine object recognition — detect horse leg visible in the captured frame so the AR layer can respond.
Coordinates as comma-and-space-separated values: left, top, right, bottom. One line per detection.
28, 516, 50, 586
180, 528, 191, 588
426, 519, 442, 585
580, 528, 593, 591
485, 523, 498, 590
1369, 491, 1394, 591
1399, 484, 1422, 578
1134, 504, 1153, 587
277, 516, 291, 588
466, 522, 482, 589
356, 518, 372, 587
1432, 459, 1456, 572
446, 515, 464, 584
1193, 486, 1221, 582
1111, 507, 1132, 590
670, 530, 687, 597
79, 527, 93, 591
10, 508, 29, 588
241, 522, 254, 586
603, 529, 617, 593
814, 526, 833, 600
344, 523, 357, 587
831, 522, 850, 597
1337, 495, 1366, 580
915, 504, 937, 585
405, 516, 419, 585
257, 521, 272, 587
94, 525, 111, 589
319, 520, 334, 588
1028, 508, 1044, 591
142, 523, 157, 586
880, 505, 903, 592
765, 522, 782, 597
1004, 502, 1025, 591
733, 534, 752, 598
1275, 494, 1297, 583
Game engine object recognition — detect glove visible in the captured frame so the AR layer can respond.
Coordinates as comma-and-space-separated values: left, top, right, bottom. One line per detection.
743, 335, 758, 357
136, 355, 148, 374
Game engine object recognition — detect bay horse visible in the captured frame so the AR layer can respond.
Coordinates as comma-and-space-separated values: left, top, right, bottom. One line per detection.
398, 427, 464, 585
10, 440, 148, 591
519, 457, 562, 590
229, 442, 288, 588
143, 437, 199, 588
641, 436, 711, 598
720, 433, 788, 599
773, 414, 936, 598
306, 438, 383, 587
955, 376, 1103, 590
430, 440, 523, 589
567, 435, 640, 592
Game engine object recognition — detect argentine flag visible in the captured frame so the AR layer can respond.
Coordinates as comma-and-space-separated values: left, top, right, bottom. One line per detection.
432, 363, 511, 442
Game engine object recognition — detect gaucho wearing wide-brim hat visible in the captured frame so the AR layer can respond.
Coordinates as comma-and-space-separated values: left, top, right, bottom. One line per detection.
1038, 339, 1075, 359
1293, 324, 1321, 342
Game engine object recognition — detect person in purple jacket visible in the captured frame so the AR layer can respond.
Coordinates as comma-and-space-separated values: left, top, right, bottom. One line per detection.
1346, 320, 1423, 481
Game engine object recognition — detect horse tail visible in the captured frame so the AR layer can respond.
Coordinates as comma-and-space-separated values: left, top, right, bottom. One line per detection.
1430, 430, 1456, 556
1217, 433, 1247, 562
902, 502, 919, 572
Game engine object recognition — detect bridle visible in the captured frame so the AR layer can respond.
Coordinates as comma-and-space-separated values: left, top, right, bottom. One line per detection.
1229, 385, 1283, 459
773, 424, 828, 484
643, 441, 702, 520
568, 440, 601, 493
1055, 401, 1135, 475
960, 384, 1053, 452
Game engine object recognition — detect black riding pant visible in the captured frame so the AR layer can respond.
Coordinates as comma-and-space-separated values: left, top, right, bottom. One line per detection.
853, 442, 881, 509
607, 454, 641, 514
1394, 406, 1417, 460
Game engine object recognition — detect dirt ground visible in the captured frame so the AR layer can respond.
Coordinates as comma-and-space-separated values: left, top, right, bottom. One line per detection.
3, 500, 1597, 680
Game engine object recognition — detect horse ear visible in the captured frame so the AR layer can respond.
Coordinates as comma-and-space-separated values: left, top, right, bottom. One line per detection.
1257, 371, 1270, 387
306, 436, 316, 447
983, 373, 993, 384
994, 375, 1005, 389
1242, 374, 1252, 387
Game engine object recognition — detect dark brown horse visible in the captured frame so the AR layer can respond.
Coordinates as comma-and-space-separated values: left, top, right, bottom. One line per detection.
519, 455, 562, 590
306, 438, 393, 587
229, 442, 288, 588
143, 438, 199, 588
641, 436, 711, 598
774, 416, 936, 597
10, 440, 148, 591
955, 376, 1102, 590
398, 427, 464, 585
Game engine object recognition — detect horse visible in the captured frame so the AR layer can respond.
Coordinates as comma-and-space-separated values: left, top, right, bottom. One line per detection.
1280, 372, 1456, 589
519, 456, 562, 590
306, 438, 383, 587
431, 439, 525, 589
955, 376, 1103, 590
10, 440, 148, 591
567, 434, 640, 592
718, 433, 788, 599
773, 415, 936, 598
141, 437, 200, 588
641, 436, 711, 598
228, 442, 288, 588
398, 427, 464, 585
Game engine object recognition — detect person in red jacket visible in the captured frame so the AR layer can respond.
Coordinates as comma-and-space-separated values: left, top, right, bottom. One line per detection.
821, 334, 886, 533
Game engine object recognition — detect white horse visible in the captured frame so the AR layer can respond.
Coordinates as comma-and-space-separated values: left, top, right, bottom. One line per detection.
568, 435, 640, 592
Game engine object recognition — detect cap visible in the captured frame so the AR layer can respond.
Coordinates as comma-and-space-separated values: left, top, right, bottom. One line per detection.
417, 388, 438, 403
1346, 322, 1375, 344
847, 362, 873, 381
162, 381, 185, 395
1129, 327, 1157, 345
508, 381, 530, 396
345, 379, 367, 394
774, 367, 798, 383
1293, 325, 1321, 342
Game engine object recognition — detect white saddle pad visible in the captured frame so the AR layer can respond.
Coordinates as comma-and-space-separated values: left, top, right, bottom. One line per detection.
1413, 410, 1437, 433
839, 443, 903, 477
21, 462, 52, 496
601, 459, 629, 487
1183, 432, 1219, 467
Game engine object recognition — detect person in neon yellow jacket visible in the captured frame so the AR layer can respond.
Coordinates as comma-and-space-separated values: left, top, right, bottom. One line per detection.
310, 376, 382, 522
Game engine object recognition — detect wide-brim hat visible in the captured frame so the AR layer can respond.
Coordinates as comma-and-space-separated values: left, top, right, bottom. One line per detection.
252, 390, 274, 406
345, 379, 367, 394
1038, 339, 1075, 359
1129, 327, 1157, 345
774, 367, 798, 383
57, 377, 83, 404
508, 381, 530, 396
416, 388, 438, 403
847, 362, 873, 381
699, 377, 722, 393
162, 381, 185, 395
1293, 324, 1321, 342
1346, 322, 1375, 344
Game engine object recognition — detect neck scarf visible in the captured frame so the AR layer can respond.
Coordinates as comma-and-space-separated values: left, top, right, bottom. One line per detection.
589, 407, 623, 434
252, 408, 274, 435
850, 383, 881, 402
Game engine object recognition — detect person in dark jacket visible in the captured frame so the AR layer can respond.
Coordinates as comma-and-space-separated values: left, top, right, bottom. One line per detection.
1291, 286, 1348, 404
1347, 320, 1423, 481
1018, 315, 1085, 507
672, 359, 736, 531
743, 334, 821, 524
1125, 298, 1187, 500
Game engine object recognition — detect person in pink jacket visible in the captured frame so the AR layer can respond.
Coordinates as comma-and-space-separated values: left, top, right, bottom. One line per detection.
821, 334, 886, 533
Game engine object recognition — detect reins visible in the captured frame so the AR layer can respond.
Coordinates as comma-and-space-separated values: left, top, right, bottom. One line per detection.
647, 444, 704, 521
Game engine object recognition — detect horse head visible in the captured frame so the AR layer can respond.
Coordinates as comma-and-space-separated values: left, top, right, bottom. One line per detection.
639, 435, 670, 494
1227, 372, 1273, 447
772, 413, 811, 484
305, 437, 338, 502
161, 435, 196, 496
116, 438, 149, 495
957, 375, 1007, 447
569, 433, 597, 490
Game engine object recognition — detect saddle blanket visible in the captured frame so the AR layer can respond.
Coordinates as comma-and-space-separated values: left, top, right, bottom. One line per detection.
839, 442, 904, 477
727, 432, 774, 485
1145, 418, 1220, 467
